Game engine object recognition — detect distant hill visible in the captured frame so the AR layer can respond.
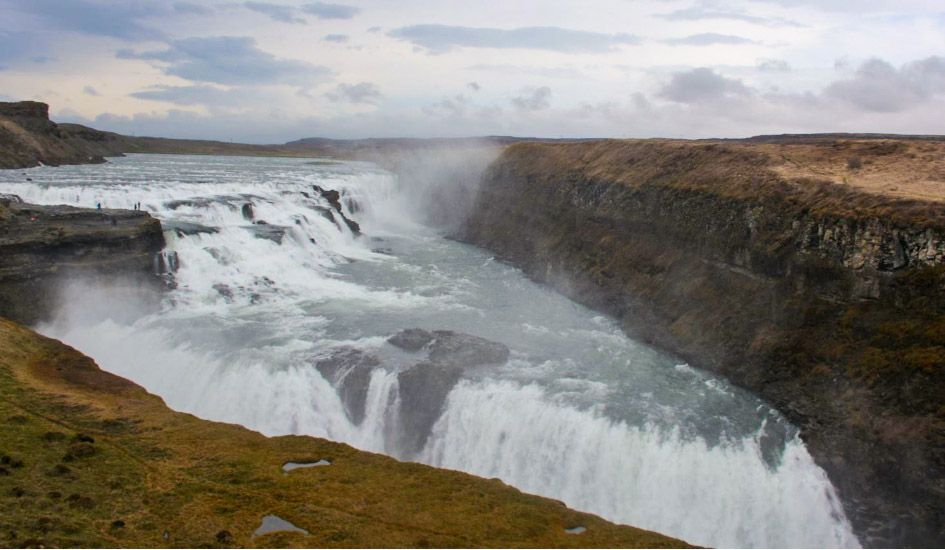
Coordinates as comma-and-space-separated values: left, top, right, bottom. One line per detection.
0, 102, 125, 168
3, 100, 945, 170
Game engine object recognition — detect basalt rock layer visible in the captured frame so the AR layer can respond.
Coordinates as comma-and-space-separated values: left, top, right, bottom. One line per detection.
461, 139, 945, 548
0, 198, 165, 325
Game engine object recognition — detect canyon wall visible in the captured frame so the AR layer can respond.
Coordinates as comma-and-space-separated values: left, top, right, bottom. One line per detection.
462, 139, 945, 548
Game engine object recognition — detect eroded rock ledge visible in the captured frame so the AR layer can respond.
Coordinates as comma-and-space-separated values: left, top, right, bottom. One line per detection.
461, 139, 945, 548
0, 197, 166, 325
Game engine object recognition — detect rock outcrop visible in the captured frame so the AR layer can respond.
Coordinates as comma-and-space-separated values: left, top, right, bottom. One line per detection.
461, 139, 945, 548
0, 198, 166, 325
0, 102, 124, 169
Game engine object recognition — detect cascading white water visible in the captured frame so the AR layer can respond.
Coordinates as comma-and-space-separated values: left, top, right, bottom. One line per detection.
0, 154, 860, 548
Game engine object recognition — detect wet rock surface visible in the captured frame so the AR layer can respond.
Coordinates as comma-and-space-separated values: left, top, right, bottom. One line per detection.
313, 184, 361, 235
387, 329, 511, 454
312, 347, 380, 425
388, 328, 511, 367
397, 361, 464, 455
387, 328, 435, 351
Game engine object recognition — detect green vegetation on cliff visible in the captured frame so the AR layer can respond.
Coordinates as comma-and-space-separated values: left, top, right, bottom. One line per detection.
0, 319, 690, 548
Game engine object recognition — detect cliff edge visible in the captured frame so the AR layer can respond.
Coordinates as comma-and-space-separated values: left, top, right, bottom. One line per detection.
0, 195, 166, 325
462, 138, 945, 548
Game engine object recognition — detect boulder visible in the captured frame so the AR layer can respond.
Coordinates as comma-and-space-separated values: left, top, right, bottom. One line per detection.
388, 328, 435, 351
428, 330, 510, 367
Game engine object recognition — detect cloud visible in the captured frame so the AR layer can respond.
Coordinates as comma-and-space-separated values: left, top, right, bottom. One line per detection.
757, 58, 791, 71
327, 82, 381, 104
658, 6, 802, 27
324, 34, 349, 43
467, 63, 585, 79
9, 0, 169, 41
511, 86, 552, 111
244, 2, 306, 24
129, 85, 243, 106
423, 94, 471, 118
664, 33, 758, 46
117, 36, 332, 86
83, 85, 99, 96
388, 25, 639, 54
301, 2, 359, 19
467, 82, 481, 92
173, 2, 213, 15
825, 56, 945, 112
658, 68, 751, 103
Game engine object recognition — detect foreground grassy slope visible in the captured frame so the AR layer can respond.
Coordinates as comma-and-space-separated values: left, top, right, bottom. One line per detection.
0, 318, 689, 548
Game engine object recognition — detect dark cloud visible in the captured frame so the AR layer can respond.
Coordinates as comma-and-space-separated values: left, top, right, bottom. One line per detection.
664, 33, 758, 46
658, 6, 802, 27
825, 56, 945, 112
757, 58, 791, 72
324, 34, 349, 43
244, 2, 306, 24
511, 86, 552, 111
467, 82, 481, 92
83, 85, 99, 96
388, 25, 639, 54
658, 68, 751, 103
8, 0, 169, 41
327, 82, 382, 104
117, 36, 332, 86
301, 2, 359, 19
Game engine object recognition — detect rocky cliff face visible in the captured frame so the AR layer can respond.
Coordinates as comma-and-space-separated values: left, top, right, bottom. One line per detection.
0, 101, 125, 169
462, 140, 945, 548
0, 196, 166, 325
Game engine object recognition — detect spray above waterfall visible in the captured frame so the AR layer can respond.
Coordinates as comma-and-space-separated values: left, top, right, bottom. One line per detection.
1, 153, 860, 549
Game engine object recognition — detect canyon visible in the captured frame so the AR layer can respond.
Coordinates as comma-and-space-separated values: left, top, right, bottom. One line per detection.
461, 138, 945, 547
1, 101, 943, 547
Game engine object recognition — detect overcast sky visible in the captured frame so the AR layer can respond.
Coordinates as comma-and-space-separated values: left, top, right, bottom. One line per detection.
1, 0, 943, 142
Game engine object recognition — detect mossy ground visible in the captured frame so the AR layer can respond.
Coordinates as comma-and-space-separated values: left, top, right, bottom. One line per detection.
0, 319, 691, 548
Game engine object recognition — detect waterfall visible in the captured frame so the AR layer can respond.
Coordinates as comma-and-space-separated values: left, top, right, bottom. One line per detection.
2, 153, 860, 548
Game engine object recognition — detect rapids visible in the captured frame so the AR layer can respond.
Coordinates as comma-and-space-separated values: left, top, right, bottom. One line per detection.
0, 154, 860, 548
